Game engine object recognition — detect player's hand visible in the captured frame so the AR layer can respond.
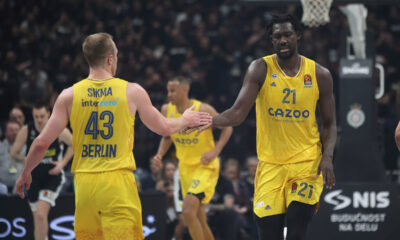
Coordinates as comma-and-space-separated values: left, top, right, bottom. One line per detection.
151, 154, 163, 170
49, 161, 63, 175
15, 171, 32, 199
182, 105, 212, 128
200, 150, 217, 165
195, 122, 212, 136
317, 156, 335, 189
180, 121, 213, 136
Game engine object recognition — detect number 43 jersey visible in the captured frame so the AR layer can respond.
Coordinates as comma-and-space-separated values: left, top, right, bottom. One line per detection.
256, 54, 321, 164
70, 78, 135, 173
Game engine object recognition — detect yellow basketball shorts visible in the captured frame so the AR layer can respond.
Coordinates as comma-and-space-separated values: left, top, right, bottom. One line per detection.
74, 170, 144, 240
253, 159, 323, 218
179, 158, 219, 204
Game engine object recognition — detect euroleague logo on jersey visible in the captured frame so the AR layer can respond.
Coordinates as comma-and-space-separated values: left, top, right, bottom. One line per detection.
304, 74, 312, 88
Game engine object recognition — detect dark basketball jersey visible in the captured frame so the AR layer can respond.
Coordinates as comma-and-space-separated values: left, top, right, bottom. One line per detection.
26, 122, 62, 163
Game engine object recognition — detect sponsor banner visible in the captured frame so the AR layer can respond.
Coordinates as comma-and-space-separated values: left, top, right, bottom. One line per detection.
307, 183, 400, 240
0, 192, 166, 240
339, 59, 373, 78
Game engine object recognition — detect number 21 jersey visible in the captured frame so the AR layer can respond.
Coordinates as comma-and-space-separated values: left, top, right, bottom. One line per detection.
70, 78, 135, 173
256, 54, 321, 164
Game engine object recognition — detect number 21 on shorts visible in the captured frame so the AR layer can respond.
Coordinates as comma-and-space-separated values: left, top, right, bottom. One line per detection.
291, 182, 313, 199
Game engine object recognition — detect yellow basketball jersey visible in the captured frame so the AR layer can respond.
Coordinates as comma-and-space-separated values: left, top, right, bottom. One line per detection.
167, 100, 216, 165
70, 78, 135, 173
256, 54, 321, 164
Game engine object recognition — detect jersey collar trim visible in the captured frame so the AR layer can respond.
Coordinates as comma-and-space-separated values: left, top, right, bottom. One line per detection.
273, 55, 304, 79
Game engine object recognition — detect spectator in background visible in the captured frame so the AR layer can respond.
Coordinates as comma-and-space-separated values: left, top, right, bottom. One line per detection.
136, 156, 163, 192
0, 107, 25, 154
156, 159, 177, 191
239, 156, 259, 239
0, 121, 25, 193
208, 161, 240, 240
19, 68, 49, 109
9, 107, 26, 127
156, 160, 179, 240
222, 158, 252, 239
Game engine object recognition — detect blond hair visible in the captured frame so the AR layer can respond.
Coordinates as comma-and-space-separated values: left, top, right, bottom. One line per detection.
82, 33, 115, 68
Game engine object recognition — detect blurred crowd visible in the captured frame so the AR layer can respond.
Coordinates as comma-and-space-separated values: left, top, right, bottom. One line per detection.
0, 0, 399, 239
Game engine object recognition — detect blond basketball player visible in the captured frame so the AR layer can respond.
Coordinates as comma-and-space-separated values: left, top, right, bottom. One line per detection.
15, 33, 211, 240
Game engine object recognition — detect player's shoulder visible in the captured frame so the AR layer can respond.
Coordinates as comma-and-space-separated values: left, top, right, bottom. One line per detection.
60, 87, 73, 98
58, 87, 74, 104
247, 58, 268, 77
314, 62, 331, 77
251, 57, 268, 68
127, 82, 145, 92
126, 82, 148, 98
199, 102, 217, 115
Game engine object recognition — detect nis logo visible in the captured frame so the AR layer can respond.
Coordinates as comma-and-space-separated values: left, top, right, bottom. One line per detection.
324, 190, 390, 211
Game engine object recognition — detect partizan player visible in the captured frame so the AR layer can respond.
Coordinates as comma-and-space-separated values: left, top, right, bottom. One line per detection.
11, 102, 73, 240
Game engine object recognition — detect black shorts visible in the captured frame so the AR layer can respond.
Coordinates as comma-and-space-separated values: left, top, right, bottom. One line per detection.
27, 163, 65, 210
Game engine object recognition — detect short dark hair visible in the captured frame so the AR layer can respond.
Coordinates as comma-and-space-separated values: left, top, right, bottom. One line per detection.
82, 33, 115, 68
33, 101, 50, 112
266, 14, 302, 36
169, 76, 191, 86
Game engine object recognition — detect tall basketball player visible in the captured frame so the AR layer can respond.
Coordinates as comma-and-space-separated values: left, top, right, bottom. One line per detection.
192, 14, 337, 240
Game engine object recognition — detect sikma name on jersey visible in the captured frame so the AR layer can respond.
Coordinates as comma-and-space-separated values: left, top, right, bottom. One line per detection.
87, 87, 112, 97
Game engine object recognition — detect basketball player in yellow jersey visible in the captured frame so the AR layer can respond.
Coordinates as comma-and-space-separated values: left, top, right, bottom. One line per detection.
153, 76, 232, 240
191, 14, 337, 240
15, 33, 211, 240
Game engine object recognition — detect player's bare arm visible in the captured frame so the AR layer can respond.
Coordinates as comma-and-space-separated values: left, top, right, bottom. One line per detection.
49, 128, 74, 175
199, 103, 233, 165
152, 103, 174, 168
10, 125, 28, 163
395, 121, 400, 151
316, 63, 337, 189
213, 58, 267, 127
16, 88, 73, 198
128, 82, 211, 136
